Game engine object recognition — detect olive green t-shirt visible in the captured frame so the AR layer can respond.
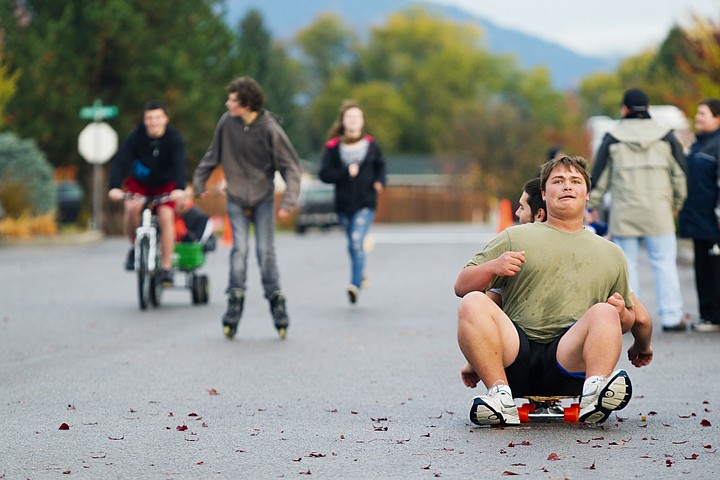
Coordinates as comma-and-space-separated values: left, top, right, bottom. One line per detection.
465, 222, 633, 343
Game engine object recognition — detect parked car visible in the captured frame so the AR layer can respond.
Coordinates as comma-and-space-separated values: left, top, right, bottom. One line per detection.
294, 183, 338, 234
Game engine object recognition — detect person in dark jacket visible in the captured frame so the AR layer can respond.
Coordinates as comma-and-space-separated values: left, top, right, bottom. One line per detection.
108, 101, 186, 285
679, 98, 720, 332
319, 100, 386, 304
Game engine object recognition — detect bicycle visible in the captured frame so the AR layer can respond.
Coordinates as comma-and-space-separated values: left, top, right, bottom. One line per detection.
127, 193, 210, 310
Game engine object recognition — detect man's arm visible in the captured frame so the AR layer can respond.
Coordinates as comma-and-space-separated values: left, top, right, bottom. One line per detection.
627, 293, 653, 367
192, 123, 223, 196
454, 250, 525, 297
587, 133, 615, 211
272, 127, 302, 213
664, 132, 687, 212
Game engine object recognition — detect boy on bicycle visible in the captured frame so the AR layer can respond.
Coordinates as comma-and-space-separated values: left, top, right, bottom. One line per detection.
108, 101, 186, 285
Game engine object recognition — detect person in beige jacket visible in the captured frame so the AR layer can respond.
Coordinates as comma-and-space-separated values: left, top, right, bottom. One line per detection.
588, 88, 687, 332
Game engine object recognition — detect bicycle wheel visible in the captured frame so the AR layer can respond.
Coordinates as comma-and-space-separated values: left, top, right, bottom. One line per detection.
137, 236, 151, 310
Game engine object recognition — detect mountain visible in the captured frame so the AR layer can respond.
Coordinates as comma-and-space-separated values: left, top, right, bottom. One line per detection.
223, 0, 617, 90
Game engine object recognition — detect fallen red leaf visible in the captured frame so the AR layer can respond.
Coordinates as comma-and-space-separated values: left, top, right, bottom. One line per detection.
177, 425, 188, 431
207, 388, 218, 395
307, 452, 325, 458
422, 464, 431, 470
292, 458, 302, 462
672, 441, 688, 445
67, 405, 76, 411
188, 413, 199, 417
62, 470, 71, 475
196, 461, 204, 465
701, 419, 712, 427
584, 462, 596, 470
107, 435, 124, 440
703, 444, 713, 449
502, 471, 519, 476
299, 468, 311, 475
59, 423, 70, 430
685, 454, 699, 460
666, 459, 673, 467
547, 452, 562, 461
421, 433, 430, 438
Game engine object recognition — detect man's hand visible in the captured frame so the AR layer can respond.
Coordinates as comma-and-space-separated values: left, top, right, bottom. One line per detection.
169, 189, 186, 202
492, 251, 526, 277
627, 342, 653, 368
277, 207, 291, 220
461, 362, 480, 388
607, 292, 635, 332
108, 188, 125, 202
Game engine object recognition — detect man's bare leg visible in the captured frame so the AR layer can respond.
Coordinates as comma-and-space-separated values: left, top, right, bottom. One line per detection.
457, 291, 521, 425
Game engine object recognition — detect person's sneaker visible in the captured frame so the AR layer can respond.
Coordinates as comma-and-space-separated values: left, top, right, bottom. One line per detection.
347, 285, 359, 304
159, 269, 173, 287
125, 248, 135, 271
691, 320, 720, 332
469, 385, 519, 426
662, 321, 687, 332
269, 292, 289, 330
222, 289, 245, 339
579, 369, 632, 424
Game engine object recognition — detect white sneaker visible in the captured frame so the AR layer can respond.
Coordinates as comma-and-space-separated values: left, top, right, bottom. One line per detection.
691, 320, 720, 332
579, 369, 632, 424
470, 385, 519, 426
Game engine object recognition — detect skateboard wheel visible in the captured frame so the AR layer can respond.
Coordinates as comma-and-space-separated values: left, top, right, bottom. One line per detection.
564, 403, 580, 422
517, 404, 531, 423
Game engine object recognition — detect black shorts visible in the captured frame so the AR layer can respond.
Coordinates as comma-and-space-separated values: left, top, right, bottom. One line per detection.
505, 323, 585, 397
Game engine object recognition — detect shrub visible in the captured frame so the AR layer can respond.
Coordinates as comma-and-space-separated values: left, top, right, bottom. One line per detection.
0, 132, 57, 216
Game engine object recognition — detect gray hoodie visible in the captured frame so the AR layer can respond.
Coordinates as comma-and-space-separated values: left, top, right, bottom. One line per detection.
193, 110, 301, 211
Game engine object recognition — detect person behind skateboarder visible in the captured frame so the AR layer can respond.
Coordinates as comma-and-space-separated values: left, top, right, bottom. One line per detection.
455, 155, 647, 425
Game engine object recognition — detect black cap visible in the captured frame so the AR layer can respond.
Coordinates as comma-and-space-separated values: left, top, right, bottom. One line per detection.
622, 88, 649, 111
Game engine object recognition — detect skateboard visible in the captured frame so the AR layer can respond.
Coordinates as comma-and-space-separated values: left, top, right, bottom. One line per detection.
516, 395, 580, 423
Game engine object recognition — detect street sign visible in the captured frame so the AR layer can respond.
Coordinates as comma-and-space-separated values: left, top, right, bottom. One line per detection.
79, 99, 118, 121
78, 122, 118, 165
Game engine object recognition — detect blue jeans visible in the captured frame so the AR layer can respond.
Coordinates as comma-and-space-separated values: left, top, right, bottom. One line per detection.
339, 208, 375, 288
226, 196, 281, 299
613, 233, 683, 327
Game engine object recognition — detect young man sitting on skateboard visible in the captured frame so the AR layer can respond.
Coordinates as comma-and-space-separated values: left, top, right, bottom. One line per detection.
489, 177, 654, 362
455, 156, 652, 425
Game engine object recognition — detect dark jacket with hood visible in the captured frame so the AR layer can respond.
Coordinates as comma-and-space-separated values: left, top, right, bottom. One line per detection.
108, 123, 186, 190
679, 129, 720, 241
318, 135, 386, 216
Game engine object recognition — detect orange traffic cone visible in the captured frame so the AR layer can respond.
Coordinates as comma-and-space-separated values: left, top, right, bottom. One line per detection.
496, 198, 515, 233
222, 214, 233, 246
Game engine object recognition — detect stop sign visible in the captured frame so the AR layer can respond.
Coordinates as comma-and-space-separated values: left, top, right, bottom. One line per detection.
78, 122, 118, 164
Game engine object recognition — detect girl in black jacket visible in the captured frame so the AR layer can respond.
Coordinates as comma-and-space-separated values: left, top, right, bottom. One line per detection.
319, 100, 386, 304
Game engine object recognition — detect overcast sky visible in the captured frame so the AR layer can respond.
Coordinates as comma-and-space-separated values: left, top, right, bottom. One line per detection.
434, 0, 720, 57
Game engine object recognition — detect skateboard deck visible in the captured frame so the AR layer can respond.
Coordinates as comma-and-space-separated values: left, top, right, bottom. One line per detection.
517, 395, 580, 423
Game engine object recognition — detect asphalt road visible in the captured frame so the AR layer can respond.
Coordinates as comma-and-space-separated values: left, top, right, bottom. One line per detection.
1, 223, 718, 479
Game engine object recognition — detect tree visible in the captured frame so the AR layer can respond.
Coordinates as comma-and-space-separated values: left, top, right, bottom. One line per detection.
360, 6, 496, 152
232, 9, 305, 154
0, 0, 233, 173
0, 37, 19, 130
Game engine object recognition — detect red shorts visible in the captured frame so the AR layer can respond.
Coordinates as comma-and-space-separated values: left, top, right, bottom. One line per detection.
125, 178, 177, 210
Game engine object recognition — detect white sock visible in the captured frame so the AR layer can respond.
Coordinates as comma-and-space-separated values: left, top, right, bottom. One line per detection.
494, 384, 512, 397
